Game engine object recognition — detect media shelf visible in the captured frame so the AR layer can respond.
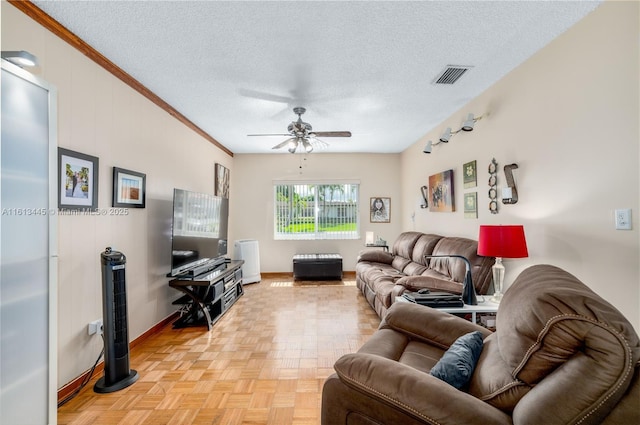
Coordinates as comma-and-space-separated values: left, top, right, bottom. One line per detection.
169, 260, 244, 330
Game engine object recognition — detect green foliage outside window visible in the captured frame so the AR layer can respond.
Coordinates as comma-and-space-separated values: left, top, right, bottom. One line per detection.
274, 183, 359, 240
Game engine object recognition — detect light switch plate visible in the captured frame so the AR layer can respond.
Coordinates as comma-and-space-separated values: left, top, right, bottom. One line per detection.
615, 209, 632, 230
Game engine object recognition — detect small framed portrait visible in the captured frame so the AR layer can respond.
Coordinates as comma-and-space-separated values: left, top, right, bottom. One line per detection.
370, 197, 391, 223
58, 147, 99, 211
112, 167, 146, 208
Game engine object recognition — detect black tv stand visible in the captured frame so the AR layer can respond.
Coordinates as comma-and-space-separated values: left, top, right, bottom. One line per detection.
169, 260, 244, 330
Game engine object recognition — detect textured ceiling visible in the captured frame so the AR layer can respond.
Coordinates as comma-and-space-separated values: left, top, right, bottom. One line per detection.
32, 1, 602, 154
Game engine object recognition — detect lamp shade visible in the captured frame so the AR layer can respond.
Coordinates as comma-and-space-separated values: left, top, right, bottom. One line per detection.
477, 225, 528, 258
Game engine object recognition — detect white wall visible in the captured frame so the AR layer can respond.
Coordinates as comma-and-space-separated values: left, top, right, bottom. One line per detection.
2, 2, 234, 387
400, 0, 639, 330
230, 153, 402, 272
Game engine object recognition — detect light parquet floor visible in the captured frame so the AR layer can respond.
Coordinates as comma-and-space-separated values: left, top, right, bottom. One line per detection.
57, 276, 381, 425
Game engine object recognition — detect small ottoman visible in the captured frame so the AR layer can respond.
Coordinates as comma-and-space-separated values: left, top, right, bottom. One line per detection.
292, 254, 343, 280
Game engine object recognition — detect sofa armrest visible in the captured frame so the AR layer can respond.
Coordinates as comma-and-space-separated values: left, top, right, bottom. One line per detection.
333, 353, 511, 425
382, 302, 492, 348
357, 249, 394, 264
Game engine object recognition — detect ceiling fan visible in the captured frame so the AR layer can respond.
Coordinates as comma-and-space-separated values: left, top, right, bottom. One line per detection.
248, 107, 351, 153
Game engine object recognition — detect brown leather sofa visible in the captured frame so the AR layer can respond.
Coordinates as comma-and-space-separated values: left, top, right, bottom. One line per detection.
355, 231, 495, 317
322, 264, 640, 425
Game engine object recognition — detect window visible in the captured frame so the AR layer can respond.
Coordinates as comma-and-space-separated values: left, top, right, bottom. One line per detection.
274, 182, 359, 240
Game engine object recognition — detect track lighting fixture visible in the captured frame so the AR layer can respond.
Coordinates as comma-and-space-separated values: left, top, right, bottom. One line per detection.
439, 127, 458, 143
423, 112, 484, 154
1, 50, 38, 68
461, 113, 482, 131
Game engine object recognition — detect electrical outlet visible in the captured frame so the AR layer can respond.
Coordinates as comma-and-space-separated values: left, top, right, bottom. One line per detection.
615, 209, 632, 230
88, 319, 103, 336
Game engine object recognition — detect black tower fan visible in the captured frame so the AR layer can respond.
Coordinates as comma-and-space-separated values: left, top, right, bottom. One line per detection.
94, 247, 138, 393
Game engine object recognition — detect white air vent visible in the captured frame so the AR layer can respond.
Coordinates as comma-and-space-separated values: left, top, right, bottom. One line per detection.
433, 65, 473, 85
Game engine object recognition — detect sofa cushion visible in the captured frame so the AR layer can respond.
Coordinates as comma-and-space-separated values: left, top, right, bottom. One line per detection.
391, 231, 423, 258
427, 236, 494, 294
391, 256, 411, 271
430, 237, 480, 281
430, 331, 484, 389
469, 333, 531, 412
410, 234, 444, 265
399, 341, 443, 374
393, 234, 442, 276
357, 250, 393, 264
373, 276, 402, 308
402, 262, 428, 276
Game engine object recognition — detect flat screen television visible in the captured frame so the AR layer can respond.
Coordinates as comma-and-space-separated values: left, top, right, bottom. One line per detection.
170, 188, 229, 276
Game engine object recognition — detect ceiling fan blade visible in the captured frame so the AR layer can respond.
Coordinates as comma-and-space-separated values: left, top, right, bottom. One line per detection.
309, 131, 352, 138
309, 137, 329, 149
272, 138, 296, 150
238, 88, 294, 104
248, 133, 292, 137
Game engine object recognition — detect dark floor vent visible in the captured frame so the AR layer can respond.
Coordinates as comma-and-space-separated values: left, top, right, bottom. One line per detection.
433, 65, 473, 85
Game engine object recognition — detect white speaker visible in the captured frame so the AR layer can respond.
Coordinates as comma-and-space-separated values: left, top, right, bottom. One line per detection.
234, 239, 261, 284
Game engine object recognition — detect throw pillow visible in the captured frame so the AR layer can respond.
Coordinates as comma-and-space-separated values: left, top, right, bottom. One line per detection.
430, 331, 484, 389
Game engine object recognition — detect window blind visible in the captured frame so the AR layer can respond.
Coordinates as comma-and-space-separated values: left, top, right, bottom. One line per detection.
274, 182, 359, 240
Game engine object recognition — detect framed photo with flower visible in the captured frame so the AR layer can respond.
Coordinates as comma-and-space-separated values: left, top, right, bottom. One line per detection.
464, 192, 478, 219
463, 160, 477, 188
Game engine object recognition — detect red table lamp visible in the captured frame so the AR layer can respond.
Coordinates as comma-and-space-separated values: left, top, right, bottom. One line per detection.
478, 225, 528, 303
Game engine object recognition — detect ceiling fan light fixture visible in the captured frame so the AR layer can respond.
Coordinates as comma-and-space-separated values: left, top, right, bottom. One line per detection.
287, 139, 297, 150
302, 139, 313, 153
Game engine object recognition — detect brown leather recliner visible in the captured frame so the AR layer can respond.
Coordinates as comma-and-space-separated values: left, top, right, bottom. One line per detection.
322, 264, 640, 425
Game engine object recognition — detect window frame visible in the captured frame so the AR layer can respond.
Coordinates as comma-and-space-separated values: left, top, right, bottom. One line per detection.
273, 181, 360, 241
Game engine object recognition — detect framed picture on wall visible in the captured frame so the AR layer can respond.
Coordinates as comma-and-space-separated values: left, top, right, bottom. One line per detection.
464, 192, 478, 219
429, 169, 455, 212
112, 167, 146, 208
463, 160, 477, 188
370, 197, 390, 223
215, 163, 230, 198
58, 147, 99, 211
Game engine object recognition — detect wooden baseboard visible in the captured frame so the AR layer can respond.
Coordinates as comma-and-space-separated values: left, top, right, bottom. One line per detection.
57, 312, 179, 404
